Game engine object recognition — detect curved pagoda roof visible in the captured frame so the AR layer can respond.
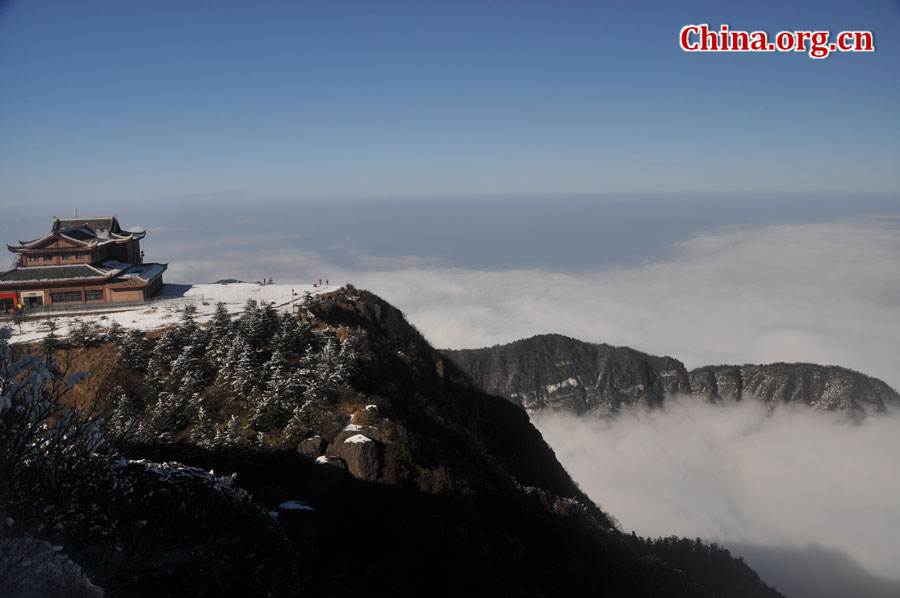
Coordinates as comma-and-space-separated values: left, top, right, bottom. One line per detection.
8, 215, 146, 253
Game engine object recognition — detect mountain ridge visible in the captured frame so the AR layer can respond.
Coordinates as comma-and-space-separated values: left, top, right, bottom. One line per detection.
442, 333, 899, 417
2, 289, 784, 597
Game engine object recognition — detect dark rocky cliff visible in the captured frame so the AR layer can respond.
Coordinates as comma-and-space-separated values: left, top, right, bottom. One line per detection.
443, 334, 899, 417
444, 333, 691, 414
3, 290, 785, 597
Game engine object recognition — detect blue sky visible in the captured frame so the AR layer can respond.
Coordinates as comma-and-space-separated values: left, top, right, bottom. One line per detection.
1, 0, 899, 209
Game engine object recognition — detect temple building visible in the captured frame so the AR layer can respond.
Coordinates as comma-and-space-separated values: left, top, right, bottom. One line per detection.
0, 215, 167, 312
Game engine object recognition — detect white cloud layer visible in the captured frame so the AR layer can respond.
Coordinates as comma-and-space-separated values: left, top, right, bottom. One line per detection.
353, 217, 900, 391
532, 399, 900, 580
165, 216, 900, 391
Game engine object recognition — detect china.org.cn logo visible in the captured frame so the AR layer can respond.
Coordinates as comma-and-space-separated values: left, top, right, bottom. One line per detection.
680, 24, 874, 59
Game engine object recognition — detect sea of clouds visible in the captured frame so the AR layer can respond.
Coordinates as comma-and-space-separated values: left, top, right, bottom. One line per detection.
161, 215, 900, 392
533, 399, 900, 582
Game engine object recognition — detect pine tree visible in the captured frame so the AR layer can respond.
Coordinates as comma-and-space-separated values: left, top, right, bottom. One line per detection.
335, 338, 359, 384
272, 314, 312, 358
106, 320, 124, 345
248, 349, 295, 431
115, 329, 149, 372
191, 406, 217, 447
283, 406, 310, 445
177, 303, 204, 347
69, 319, 98, 347
223, 415, 248, 446
144, 392, 189, 441
238, 299, 259, 341
148, 329, 182, 383
221, 336, 256, 399
206, 302, 234, 367
103, 387, 144, 439
166, 346, 207, 400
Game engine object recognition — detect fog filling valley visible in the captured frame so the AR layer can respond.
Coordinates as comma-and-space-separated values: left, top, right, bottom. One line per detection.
533, 400, 900, 582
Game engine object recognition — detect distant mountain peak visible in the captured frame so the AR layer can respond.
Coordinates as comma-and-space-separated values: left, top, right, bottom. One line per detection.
443, 334, 899, 417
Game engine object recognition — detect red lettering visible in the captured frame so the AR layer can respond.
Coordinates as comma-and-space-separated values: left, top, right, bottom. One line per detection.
855, 31, 874, 51
775, 31, 794, 51
701, 25, 719, 51
730, 31, 749, 51
680, 25, 700, 51
838, 32, 854, 51
750, 31, 768, 51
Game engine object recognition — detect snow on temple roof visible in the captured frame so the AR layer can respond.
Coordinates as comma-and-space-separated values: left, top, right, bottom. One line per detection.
0, 260, 166, 285
10, 216, 146, 251
0, 264, 109, 283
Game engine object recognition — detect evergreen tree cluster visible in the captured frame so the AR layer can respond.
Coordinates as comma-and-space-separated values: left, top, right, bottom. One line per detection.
104, 301, 359, 447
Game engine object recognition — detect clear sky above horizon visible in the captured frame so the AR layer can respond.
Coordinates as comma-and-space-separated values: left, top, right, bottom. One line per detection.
1, 0, 899, 209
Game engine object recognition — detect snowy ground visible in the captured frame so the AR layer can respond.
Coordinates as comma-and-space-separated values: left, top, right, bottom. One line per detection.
2, 282, 336, 344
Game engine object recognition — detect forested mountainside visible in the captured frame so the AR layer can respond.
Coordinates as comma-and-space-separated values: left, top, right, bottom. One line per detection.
1, 289, 783, 597
442, 334, 899, 417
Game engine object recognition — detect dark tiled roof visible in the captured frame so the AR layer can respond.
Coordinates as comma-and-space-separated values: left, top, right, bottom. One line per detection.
53, 217, 119, 235
59, 228, 97, 241
0, 265, 107, 283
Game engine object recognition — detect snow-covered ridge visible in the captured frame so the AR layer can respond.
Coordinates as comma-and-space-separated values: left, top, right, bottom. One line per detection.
5, 282, 335, 344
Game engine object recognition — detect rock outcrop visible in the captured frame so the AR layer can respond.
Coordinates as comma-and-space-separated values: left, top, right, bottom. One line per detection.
7, 290, 786, 598
444, 333, 899, 417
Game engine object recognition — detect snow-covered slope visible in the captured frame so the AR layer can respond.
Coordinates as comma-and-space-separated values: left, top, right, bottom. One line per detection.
6, 282, 334, 344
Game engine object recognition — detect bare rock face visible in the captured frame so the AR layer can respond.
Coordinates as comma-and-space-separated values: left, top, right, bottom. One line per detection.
334, 425, 382, 445
444, 334, 900, 417
443, 334, 692, 415
336, 434, 381, 480
690, 363, 899, 415
689, 366, 743, 403
298, 435, 326, 458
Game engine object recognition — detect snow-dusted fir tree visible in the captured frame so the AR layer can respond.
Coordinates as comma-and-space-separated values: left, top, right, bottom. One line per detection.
206, 302, 234, 367
190, 406, 217, 447
335, 337, 360, 384
105, 320, 124, 345
165, 345, 208, 402
102, 386, 144, 440
220, 336, 257, 399
238, 299, 280, 358
306, 336, 351, 388
147, 329, 182, 383
248, 349, 297, 430
271, 313, 313, 359
177, 304, 200, 342
143, 391, 189, 441
237, 299, 260, 343
114, 329, 149, 372
223, 415, 249, 446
